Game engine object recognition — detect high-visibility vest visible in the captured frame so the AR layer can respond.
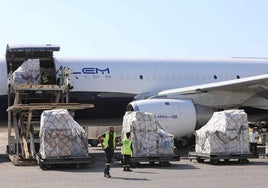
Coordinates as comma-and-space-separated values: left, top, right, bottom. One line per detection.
122, 138, 132, 155
103, 132, 116, 149
42, 74, 48, 83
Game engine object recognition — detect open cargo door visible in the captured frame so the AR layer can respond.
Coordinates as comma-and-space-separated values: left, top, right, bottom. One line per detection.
6, 44, 60, 84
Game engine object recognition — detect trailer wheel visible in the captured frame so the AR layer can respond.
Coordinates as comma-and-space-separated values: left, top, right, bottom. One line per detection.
40, 165, 47, 170
196, 158, 205, 163
210, 159, 220, 165
131, 162, 139, 168
160, 161, 170, 166
89, 139, 99, 147
40, 164, 52, 170
46, 164, 52, 169
239, 159, 249, 164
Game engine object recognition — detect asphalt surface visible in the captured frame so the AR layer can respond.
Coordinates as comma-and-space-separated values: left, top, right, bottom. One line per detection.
0, 121, 267, 188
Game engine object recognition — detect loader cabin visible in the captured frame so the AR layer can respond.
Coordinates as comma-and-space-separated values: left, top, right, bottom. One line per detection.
6, 44, 60, 85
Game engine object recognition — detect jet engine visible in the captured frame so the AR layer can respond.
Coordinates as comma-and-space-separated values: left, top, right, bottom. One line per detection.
126, 99, 214, 147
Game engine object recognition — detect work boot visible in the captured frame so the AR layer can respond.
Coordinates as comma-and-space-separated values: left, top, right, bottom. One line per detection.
106, 174, 111, 178
123, 167, 126, 171
104, 168, 108, 177
126, 167, 132, 172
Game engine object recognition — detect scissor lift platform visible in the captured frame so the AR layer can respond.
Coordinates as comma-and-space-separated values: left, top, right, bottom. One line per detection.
7, 69, 94, 166
7, 102, 94, 166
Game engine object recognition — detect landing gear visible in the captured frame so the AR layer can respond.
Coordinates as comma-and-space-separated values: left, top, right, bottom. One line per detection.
88, 139, 99, 147
181, 137, 189, 148
174, 137, 190, 149
196, 158, 205, 163
174, 139, 182, 149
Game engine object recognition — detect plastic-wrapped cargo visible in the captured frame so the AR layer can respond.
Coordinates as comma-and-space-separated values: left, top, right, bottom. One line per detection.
12, 59, 41, 85
195, 110, 250, 154
122, 111, 174, 157
39, 109, 88, 159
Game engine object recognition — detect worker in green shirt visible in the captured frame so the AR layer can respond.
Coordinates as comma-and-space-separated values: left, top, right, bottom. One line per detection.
97, 127, 117, 178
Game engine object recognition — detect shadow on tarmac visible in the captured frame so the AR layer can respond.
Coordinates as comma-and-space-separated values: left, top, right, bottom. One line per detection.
0, 154, 9, 163
108, 176, 151, 181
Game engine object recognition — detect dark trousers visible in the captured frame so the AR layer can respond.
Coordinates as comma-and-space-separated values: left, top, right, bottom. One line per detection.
123, 154, 131, 168
104, 148, 114, 175
249, 142, 258, 155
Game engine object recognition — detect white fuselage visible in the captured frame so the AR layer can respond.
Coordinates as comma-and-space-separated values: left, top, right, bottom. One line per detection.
54, 58, 268, 95
1, 57, 268, 141
1, 57, 268, 100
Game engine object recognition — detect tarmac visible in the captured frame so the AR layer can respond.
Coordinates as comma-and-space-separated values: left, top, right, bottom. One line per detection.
0, 121, 267, 188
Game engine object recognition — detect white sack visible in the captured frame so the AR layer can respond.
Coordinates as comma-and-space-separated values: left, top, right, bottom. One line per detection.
12, 59, 41, 85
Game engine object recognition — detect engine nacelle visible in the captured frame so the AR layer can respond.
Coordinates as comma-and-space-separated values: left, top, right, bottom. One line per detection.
127, 99, 214, 139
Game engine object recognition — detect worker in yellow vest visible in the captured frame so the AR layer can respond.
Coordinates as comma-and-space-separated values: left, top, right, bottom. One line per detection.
97, 127, 117, 178
42, 72, 48, 84
122, 132, 132, 172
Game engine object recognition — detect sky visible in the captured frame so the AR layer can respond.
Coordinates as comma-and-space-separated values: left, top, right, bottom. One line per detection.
0, 0, 268, 59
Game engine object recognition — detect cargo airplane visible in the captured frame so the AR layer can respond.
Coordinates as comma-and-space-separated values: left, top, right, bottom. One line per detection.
0, 44, 268, 148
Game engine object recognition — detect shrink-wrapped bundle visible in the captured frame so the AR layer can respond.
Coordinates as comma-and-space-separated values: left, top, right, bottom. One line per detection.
12, 59, 41, 85
195, 110, 250, 154
39, 109, 88, 159
122, 111, 174, 157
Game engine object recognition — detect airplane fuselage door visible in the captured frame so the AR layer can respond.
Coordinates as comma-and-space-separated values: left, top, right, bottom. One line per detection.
5, 44, 60, 84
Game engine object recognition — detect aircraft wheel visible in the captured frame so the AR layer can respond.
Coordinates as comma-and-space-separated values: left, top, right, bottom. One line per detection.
89, 139, 99, 147
196, 158, 205, 163
174, 140, 182, 149
181, 137, 189, 148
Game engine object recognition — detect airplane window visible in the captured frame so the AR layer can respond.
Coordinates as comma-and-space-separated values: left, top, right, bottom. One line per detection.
139, 75, 143, 80
165, 102, 170, 105
214, 75, 217, 79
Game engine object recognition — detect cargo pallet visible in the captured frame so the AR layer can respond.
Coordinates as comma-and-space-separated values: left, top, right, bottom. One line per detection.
188, 151, 258, 164
36, 154, 95, 169
131, 155, 180, 166
115, 154, 180, 166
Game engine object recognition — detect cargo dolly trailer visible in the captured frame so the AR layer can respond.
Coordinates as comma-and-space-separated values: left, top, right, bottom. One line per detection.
130, 154, 180, 166
114, 153, 180, 166
36, 154, 95, 169
188, 151, 258, 164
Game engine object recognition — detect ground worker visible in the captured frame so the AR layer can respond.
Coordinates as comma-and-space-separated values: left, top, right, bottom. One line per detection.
42, 72, 48, 84
249, 127, 259, 155
97, 127, 117, 178
122, 132, 132, 172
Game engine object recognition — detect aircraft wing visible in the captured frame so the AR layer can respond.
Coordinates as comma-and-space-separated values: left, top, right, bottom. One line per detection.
155, 74, 268, 110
